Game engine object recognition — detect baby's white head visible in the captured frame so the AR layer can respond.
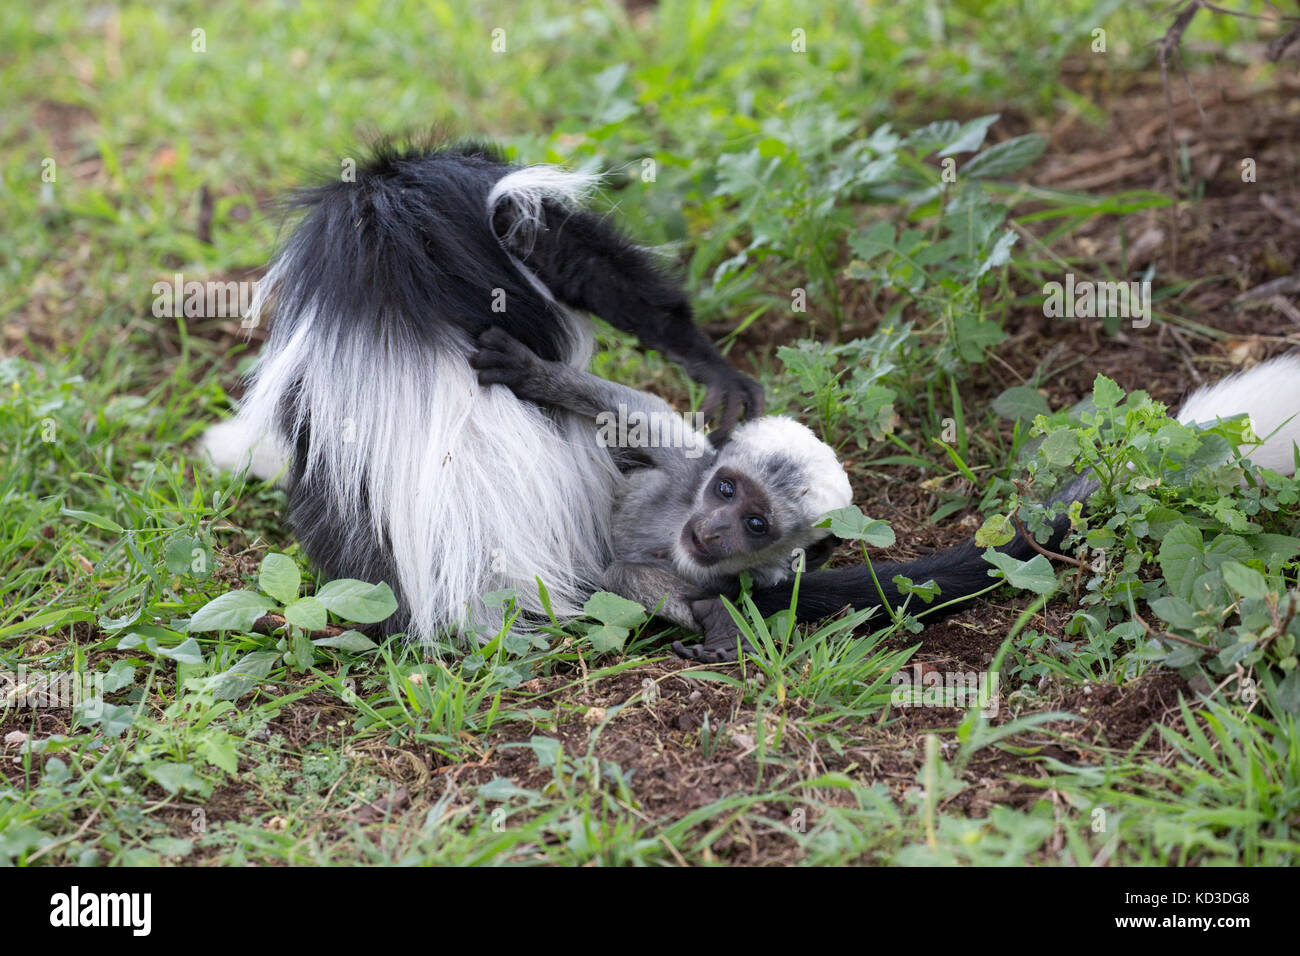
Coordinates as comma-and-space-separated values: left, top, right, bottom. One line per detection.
673, 415, 853, 583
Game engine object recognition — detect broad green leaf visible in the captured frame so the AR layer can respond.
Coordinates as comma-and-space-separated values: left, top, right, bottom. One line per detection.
1091, 374, 1124, 410
982, 549, 1058, 595
528, 735, 563, 768
313, 579, 398, 623
1039, 429, 1081, 468
991, 385, 1050, 423
76, 700, 136, 737
146, 761, 205, 795
1221, 561, 1270, 601
209, 650, 282, 701
312, 629, 378, 652
199, 735, 240, 774
975, 513, 1016, 547
1149, 595, 1197, 631
259, 553, 301, 604
284, 596, 328, 631
938, 114, 1000, 156
1157, 523, 1205, 601
583, 592, 646, 628
953, 316, 1007, 361
976, 229, 1017, 277
818, 506, 895, 547
188, 590, 275, 633
164, 534, 209, 577
103, 660, 136, 693
155, 638, 205, 665
586, 623, 630, 653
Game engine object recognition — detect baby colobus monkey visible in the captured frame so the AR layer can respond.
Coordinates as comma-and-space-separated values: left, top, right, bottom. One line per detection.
470, 327, 851, 646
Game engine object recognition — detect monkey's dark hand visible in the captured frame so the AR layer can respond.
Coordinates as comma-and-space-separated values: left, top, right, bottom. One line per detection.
670, 597, 751, 664
471, 327, 544, 394
698, 368, 765, 436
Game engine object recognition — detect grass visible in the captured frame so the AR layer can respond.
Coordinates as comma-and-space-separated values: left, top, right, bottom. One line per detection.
3, 0, 1299, 865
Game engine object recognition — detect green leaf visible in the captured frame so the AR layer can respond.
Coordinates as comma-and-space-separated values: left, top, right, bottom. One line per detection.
1149, 596, 1197, 631
818, 506, 895, 547
991, 385, 1050, 423
894, 575, 940, 602
209, 650, 282, 701
149, 837, 194, 859
962, 133, 1048, 179
938, 114, 1000, 156
478, 777, 536, 801
103, 660, 136, 693
1157, 523, 1205, 602
76, 700, 136, 737
314, 579, 399, 623
982, 549, 1058, 595
164, 534, 209, 577
188, 590, 275, 633
312, 629, 378, 652
583, 592, 646, 628
975, 513, 1015, 548
1091, 374, 1124, 410
290, 629, 316, 670
199, 735, 240, 774
1221, 561, 1270, 601
976, 229, 1017, 277
586, 623, 630, 653
848, 221, 898, 263
528, 735, 563, 769
60, 508, 124, 534
1276, 670, 1300, 715
156, 638, 205, 665
146, 761, 206, 795
283, 596, 327, 631
259, 553, 301, 604
953, 316, 1007, 362
1039, 429, 1081, 468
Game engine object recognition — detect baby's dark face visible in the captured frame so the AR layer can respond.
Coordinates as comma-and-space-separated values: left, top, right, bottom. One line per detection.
679, 466, 776, 567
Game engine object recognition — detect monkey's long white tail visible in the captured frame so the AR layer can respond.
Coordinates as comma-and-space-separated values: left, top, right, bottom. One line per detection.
1176, 353, 1300, 475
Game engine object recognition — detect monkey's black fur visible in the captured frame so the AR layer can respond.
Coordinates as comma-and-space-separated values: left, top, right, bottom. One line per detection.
277, 142, 742, 369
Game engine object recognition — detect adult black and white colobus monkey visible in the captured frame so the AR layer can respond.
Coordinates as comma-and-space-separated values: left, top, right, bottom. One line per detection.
203, 142, 764, 643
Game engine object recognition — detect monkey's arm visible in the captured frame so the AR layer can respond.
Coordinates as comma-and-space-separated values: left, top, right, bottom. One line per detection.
472, 328, 707, 469
501, 200, 764, 431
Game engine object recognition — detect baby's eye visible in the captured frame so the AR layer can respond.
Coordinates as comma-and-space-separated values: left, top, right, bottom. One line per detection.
744, 516, 768, 535
717, 479, 735, 499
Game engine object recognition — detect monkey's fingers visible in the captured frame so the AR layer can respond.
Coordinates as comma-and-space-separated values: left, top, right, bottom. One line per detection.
701, 372, 765, 432
468, 346, 520, 387
476, 326, 521, 351
671, 638, 741, 664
